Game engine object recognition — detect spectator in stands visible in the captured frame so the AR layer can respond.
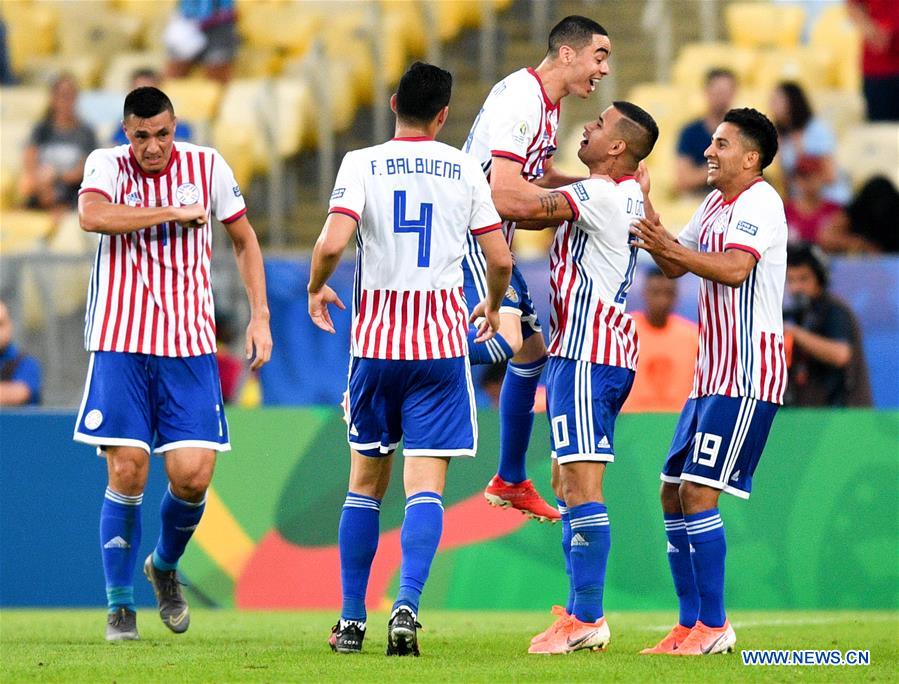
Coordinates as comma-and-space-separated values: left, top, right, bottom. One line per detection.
19, 73, 97, 215
783, 243, 872, 407
847, 0, 899, 122
215, 309, 243, 404
784, 155, 843, 246
111, 69, 194, 146
674, 68, 737, 197
164, 0, 238, 84
0, 299, 42, 406
0, 20, 14, 85
820, 175, 899, 253
622, 268, 698, 413
770, 81, 852, 206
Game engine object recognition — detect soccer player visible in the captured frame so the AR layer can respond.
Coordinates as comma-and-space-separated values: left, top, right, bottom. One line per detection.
463, 15, 612, 523
506, 102, 659, 654
631, 108, 786, 656
308, 62, 512, 656
73, 87, 272, 641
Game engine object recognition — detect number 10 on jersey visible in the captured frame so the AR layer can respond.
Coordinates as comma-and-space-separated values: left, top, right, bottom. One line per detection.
393, 190, 433, 268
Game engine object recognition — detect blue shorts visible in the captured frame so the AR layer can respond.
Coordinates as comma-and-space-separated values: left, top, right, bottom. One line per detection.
463, 259, 541, 340
346, 356, 477, 457
545, 357, 635, 465
661, 395, 779, 499
74, 351, 230, 455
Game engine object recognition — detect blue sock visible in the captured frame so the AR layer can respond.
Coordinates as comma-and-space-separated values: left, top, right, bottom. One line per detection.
664, 513, 699, 628
497, 356, 546, 483
393, 492, 444, 615
338, 492, 381, 623
100, 487, 142, 611
153, 485, 205, 571
568, 501, 611, 623
557, 498, 575, 614
467, 329, 513, 366
685, 508, 727, 628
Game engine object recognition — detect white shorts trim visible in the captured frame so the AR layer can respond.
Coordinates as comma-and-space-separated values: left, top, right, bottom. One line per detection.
155, 439, 232, 454
499, 306, 523, 317
556, 452, 615, 465
349, 440, 400, 455
679, 473, 751, 500
402, 448, 475, 458
660, 474, 681, 484
73, 433, 151, 455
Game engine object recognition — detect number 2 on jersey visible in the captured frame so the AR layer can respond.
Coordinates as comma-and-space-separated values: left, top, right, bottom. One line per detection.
393, 190, 433, 268
614, 243, 638, 304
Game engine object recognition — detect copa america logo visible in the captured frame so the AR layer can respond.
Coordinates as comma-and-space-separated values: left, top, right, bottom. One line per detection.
175, 182, 200, 205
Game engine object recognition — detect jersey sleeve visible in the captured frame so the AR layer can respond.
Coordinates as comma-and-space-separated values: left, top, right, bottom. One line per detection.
328, 151, 365, 223
79, 149, 117, 202
486, 97, 541, 165
468, 162, 502, 235
210, 151, 247, 224
724, 188, 785, 260
558, 179, 616, 233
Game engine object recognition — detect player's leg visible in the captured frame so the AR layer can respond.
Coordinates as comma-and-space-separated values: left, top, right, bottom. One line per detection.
73, 351, 155, 641
463, 251, 518, 366
641, 398, 701, 655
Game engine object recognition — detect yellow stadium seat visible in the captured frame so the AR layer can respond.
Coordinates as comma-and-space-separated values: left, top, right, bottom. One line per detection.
47, 210, 94, 254
0, 86, 49, 123
671, 42, 758, 91
282, 55, 356, 143
52, 4, 143, 57
238, 1, 321, 56
102, 51, 167, 92
19, 54, 103, 89
810, 3, 862, 91
0, 119, 34, 207
1, 1, 57, 72
655, 196, 704, 235
627, 83, 705, 132
0, 209, 56, 254
810, 89, 865, 138
160, 78, 223, 124
750, 47, 831, 95
212, 122, 255, 189
725, 3, 806, 49
381, 0, 426, 58
836, 124, 899, 190
113, 0, 176, 22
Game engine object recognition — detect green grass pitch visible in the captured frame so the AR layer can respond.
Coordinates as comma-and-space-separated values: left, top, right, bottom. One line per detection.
1, 610, 896, 682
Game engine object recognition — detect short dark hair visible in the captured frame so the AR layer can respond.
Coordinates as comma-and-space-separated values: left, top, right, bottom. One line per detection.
787, 242, 829, 288
705, 67, 736, 86
775, 81, 812, 132
123, 86, 174, 120
395, 61, 452, 125
723, 107, 779, 171
612, 100, 659, 162
547, 15, 608, 53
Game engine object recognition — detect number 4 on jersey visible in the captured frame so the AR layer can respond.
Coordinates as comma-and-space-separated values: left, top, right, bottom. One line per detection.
393, 190, 433, 267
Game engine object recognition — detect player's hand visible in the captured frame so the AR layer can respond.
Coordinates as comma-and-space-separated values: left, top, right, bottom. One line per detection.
630, 215, 672, 256
308, 285, 345, 334
245, 315, 273, 371
175, 203, 207, 229
635, 161, 651, 195
469, 300, 500, 343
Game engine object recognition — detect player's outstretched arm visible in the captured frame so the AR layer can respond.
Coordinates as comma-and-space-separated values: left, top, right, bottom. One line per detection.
469, 229, 513, 342
489, 157, 575, 222
78, 192, 207, 235
307, 213, 356, 333
630, 216, 756, 287
224, 215, 272, 370
533, 156, 583, 189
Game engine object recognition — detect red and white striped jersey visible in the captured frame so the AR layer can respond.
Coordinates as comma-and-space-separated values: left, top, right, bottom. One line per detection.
548, 177, 643, 369
462, 67, 560, 248
328, 137, 501, 360
678, 178, 788, 404
79, 143, 246, 357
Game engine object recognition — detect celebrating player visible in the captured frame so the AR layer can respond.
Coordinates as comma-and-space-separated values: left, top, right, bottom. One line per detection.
463, 15, 612, 523
505, 102, 659, 654
308, 62, 512, 657
632, 108, 786, 656
74, 87, 272, 641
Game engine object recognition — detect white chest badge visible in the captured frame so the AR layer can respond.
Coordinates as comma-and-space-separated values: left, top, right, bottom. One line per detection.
175, 182, 200, 206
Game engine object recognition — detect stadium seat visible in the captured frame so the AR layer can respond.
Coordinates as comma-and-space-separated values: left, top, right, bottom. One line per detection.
281, 55, 357, 143
627, 83, 704, 132
725, 3, 806, 49
18, 54, 103, 89
655, 195, 703, 234
237, 1, 321, 57
1, 1, 57, 73
53, 5, 143, 57
836, 124, 899, 190
0, 86, 50, 124
102, 51, 167, 92
161, 78, 223, 125
113, 0, 176, 23
671, 42, 758, 91
750, 47, 831, 95
381, 0, 427, 58
810, 89, 866, 138
0, 120, 33, 208
810, 3, 862, 91
0, 210, 56, 254
211, 122, 255, 189
47, 211, 94, 254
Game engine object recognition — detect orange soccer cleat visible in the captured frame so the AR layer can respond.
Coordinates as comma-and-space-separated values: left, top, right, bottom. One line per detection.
528, 615, 610, 655
672, 620, 736, 656
639, 623, 694, 654
484, 475, 561, 522
530, 605, 571, 645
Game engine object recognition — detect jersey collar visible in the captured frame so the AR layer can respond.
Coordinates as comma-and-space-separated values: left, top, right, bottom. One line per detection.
391, 136, 434, 142
614, 174, 637, 184
721, 176, 764, 205
128, 144, 179, 179
527, 67, 560, 112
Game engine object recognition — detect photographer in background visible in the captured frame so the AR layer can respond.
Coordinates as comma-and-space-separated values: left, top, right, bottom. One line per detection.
783, 244, 872, 407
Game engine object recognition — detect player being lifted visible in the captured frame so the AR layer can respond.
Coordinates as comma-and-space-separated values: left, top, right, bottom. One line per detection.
74, 87, 272, 641
632, 108, 786, 656
308, 62, 512, 657
463, 16, 611, 522
502, 102, 659, 654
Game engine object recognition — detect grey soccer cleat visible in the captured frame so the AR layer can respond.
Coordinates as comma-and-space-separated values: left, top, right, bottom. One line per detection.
106, 607, 140, 641
143, 555, 190, 633
386, 606, 421, 657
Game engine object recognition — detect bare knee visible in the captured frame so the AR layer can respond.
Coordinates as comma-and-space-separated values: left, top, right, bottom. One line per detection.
167, 454, 216, 502
660, 481, 682, 514
678, 481, 720, 515
550, 462, 563, 501
106, 449, 149, 496
511, 330, 545, 365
